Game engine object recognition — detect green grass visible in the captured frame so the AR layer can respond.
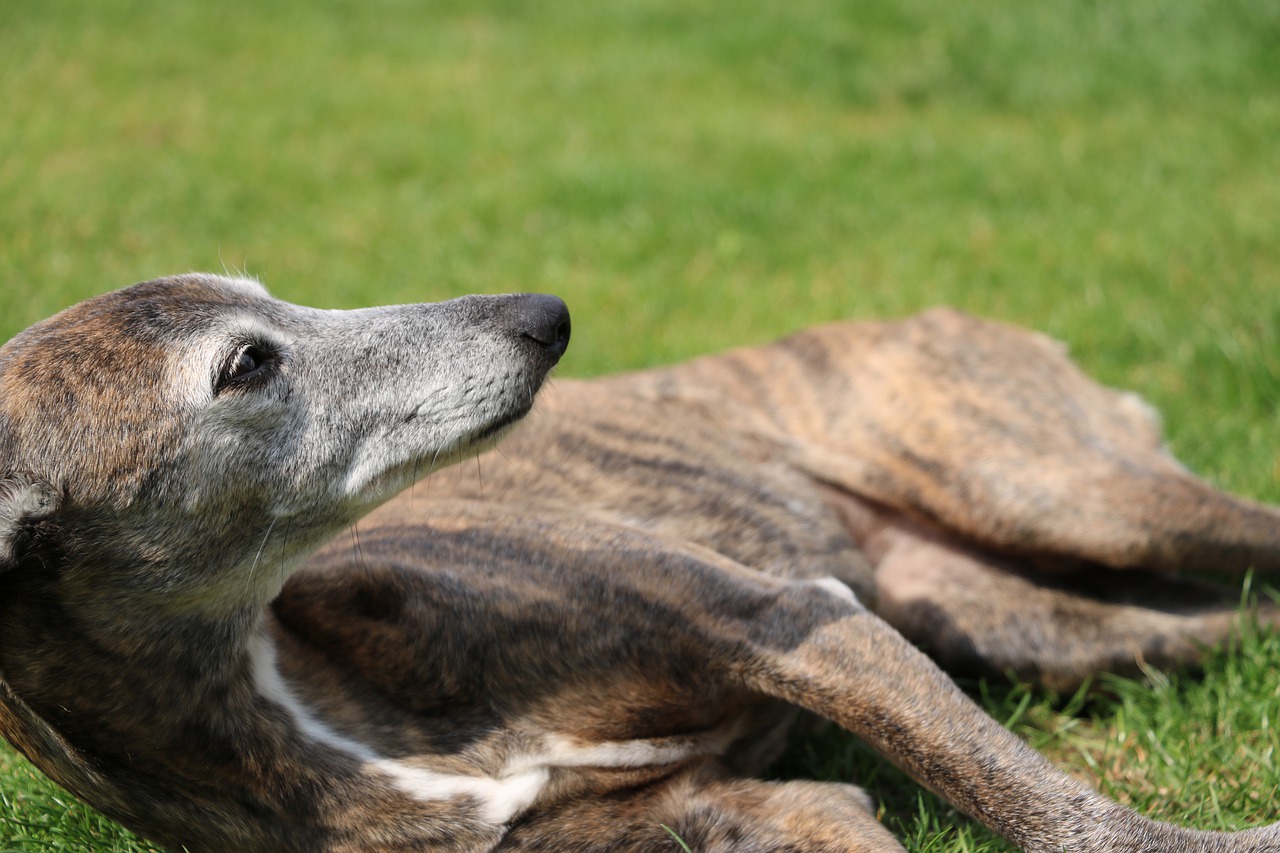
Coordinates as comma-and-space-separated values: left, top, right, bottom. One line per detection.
0, 754, 165, 853
2, 0, 1279, 849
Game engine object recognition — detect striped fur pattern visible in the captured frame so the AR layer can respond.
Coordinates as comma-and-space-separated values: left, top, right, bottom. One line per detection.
0, 277, 1277, 851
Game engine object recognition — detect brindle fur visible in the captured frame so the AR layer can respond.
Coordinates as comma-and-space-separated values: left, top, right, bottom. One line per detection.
0, 275, 1277, 852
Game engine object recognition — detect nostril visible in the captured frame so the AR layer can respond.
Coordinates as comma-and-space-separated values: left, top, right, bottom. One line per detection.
549, 313, 571, 357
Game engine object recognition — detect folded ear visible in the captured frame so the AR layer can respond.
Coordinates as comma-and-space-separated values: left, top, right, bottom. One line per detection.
0, 475, 61, 567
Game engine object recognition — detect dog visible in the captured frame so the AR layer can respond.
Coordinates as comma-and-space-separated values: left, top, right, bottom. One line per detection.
0, 274, 1277, 852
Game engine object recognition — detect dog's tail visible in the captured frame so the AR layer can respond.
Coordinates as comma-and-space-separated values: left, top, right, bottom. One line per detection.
733, 583, 1280, 853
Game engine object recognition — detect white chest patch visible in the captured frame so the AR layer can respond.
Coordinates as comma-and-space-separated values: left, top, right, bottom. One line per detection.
811, 575, 861, 606
248, 631, 711, 825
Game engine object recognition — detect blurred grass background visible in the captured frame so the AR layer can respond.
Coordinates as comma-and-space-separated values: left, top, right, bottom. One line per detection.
2, 0, 1279, 850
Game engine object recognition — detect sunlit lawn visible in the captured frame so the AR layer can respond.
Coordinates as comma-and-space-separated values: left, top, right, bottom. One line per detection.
2, 1, 1279, 849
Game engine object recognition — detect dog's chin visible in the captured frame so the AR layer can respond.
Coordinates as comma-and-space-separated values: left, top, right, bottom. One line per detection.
446, 408, 532, 466
369, 408, 533, 503
472, 405, 532, 445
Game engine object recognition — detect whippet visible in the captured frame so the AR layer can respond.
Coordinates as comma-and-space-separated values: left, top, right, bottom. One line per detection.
0, 274, 1277, 852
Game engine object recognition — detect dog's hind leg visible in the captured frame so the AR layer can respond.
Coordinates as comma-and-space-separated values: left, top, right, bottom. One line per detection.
654, 769, 903, 853
670, 307, 1280, 574
496, 759, 903, 852
823, 488, 1279, 692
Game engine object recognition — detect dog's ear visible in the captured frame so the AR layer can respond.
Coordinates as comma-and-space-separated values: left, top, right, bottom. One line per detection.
0, 475, 61, 568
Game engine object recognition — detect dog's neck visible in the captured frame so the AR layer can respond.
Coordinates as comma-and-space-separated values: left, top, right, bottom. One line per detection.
0, 549, 332, 846
0, 499, 306, 716
0, 555, 264, 704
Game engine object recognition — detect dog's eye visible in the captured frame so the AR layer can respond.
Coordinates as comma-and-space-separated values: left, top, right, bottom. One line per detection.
231, 348, 260, 376
215, 344, 273, 393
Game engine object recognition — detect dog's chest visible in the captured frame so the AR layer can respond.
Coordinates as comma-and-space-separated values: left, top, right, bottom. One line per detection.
265, 556, 776, 828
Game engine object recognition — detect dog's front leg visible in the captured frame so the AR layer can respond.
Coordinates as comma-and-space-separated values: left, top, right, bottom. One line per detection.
731, 580, 1280, 853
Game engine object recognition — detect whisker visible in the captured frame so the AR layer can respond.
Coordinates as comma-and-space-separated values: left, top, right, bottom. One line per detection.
249, 516, 279, 591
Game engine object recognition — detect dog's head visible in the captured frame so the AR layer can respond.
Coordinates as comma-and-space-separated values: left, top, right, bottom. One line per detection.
0, 274, 569, 615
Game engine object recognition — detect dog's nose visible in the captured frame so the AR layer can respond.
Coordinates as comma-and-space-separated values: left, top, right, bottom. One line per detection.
517, 294, 571, 360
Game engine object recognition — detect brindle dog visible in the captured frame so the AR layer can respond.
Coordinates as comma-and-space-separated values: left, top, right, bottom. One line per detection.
0, 275, 1276, 852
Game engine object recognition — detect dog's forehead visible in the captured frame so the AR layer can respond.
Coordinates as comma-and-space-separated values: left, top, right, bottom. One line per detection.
1, 275, 291, 389
6, 279, 186, 384
0, 275, 284, 495
9, 275, 271, 349
65, 275, 279, 340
